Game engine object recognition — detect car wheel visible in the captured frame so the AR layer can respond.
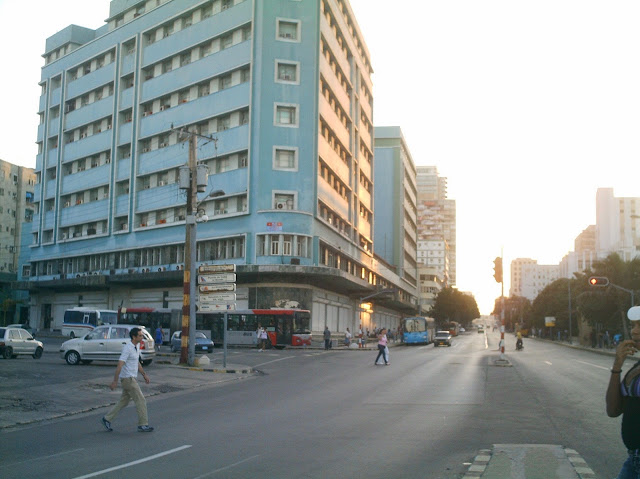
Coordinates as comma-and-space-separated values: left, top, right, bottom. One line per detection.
70, 331, 76, 339
81, 360, 93, 365
65, 350, 81, 365
141, 360, 152, 366
33, 347, 43, 359
3, 347, 13, 359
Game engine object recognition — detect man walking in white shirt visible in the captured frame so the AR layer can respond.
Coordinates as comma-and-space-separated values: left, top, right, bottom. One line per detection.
101, 327, 154, 432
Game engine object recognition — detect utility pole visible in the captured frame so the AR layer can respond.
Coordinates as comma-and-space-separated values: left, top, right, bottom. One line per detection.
180, 134, 198, 365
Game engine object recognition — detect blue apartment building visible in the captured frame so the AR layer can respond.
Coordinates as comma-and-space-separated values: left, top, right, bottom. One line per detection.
19, 0, 417, 333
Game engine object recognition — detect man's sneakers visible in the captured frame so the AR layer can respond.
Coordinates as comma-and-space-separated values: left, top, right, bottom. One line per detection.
101, 417, 113, 432
138, 425, 154, 432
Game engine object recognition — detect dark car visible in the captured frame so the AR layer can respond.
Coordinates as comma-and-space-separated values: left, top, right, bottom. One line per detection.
433, 330, 452, 347
170, 331, 214, 353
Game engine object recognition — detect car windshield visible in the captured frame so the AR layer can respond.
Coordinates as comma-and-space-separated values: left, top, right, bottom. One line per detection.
435, 332, 449, 337
196, 332, 207, 339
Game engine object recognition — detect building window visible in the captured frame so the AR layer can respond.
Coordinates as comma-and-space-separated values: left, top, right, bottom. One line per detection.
277, 19, 300, 42
273, 147, 297, 171
273, 192, 295, 210
274, 104, 298, 127
275, 61, 299, 83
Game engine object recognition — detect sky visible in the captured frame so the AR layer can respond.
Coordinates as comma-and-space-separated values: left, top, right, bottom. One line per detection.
1, 0, 639, 314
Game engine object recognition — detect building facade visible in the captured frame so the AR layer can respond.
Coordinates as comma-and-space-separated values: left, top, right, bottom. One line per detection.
21, 0, 416, 333
510, 258, 559, 301
372, 126, 418, 289
596, 188, 640, 261
415, 166, 456, 286
0, 160, 36, 324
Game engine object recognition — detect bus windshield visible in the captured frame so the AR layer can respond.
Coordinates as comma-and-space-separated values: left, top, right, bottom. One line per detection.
404, 318, 426, 332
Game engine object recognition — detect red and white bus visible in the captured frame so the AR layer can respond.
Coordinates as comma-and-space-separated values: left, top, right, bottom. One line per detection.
196, 309, 312, 348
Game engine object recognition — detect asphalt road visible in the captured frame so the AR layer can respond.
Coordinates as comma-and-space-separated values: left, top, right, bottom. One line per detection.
0, 331, 630, 478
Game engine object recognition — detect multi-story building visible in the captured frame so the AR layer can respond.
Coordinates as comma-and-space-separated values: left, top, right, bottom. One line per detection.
20, 0, 416, 332
415, 166, 456, 285
372, 126, 418, 290
510, 258, 559, 301
596, 188, 640, 261
559, 225, 597, 279
0, 160, 36, 323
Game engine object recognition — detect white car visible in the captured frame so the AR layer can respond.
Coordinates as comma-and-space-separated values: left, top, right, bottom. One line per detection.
60, 324, 155, 365
1, 327, 44, 359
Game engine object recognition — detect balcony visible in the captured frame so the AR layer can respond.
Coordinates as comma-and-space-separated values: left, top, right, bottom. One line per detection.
115, 194, 130, 217
140, 41, 250, 103
117, 157, 131, 182
65, 96, 114, 131
66, 62, 116, 100
59, 198, 108, 227
50, 87, 61, 108
141, 0, 251, 68
136, 183, 181, 213
60, 163, 110, 195
120, 87, 134, 111
320, 16, 351, 81
319, 95, 350, 153
318, 136, 350, 181
318, 177, 349, 219
62, 130, 112, 163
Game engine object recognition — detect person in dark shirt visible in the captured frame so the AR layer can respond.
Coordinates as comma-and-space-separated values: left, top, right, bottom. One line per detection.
606, 308, 640, 479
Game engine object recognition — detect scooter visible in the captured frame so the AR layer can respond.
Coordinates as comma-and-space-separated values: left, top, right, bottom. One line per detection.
516, 338, 524, 351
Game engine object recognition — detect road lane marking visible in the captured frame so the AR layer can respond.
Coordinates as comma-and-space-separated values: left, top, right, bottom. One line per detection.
544, 361, 552, 366
254, 356, 294, 367
5, 448, 84, 467
193, 454, 261, 478
574, 359, 608, 370
71, 445, 192, 479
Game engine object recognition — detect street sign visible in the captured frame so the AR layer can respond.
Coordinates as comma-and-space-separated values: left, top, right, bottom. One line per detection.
199, 283, 236, 293
198, 303, 236, 312
198, 273, 236, 284
198, 292, 237, 303
199, 264, 236, 273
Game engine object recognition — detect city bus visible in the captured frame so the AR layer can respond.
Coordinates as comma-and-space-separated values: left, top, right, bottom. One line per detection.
402, 316, 436, 344
447, 321, 461, 337
196, 309, 312, 348
61, 307, 118, 338
117, 307, 182, 344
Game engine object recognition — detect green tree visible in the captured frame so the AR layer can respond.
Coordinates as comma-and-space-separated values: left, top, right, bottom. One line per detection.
492, 295, 531, 331
429, 287, 480, 328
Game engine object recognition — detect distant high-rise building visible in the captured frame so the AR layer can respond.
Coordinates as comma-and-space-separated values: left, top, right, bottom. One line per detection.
415, 166, 456, 286
560, 225, 597, 279
510, 258, 559, 301
596, 188, 640, 261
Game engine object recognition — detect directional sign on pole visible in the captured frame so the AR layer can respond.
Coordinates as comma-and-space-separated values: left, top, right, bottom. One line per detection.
199, 264, 236, 274
199, 283, 236, 293
198, 303, 236, 312
198, 273, 237, 284
199, 292, 237, 303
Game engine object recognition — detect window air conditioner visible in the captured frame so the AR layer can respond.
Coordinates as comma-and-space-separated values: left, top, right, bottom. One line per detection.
275, 201, 287, 209
282, 74, 292, 81
158, 181, 166, 186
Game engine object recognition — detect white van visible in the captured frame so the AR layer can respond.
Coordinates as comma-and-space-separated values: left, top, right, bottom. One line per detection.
61, 307, 118, 338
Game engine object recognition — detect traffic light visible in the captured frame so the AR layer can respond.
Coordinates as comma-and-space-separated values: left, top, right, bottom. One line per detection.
493, 257, 503, 283
588, 276, 609, 287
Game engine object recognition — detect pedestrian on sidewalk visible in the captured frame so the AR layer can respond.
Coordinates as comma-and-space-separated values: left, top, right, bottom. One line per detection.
154, 326, 163, 351
374, 328, 389, 365
358, 325, 364, 348
605, 313, 640, 478
344, 327, 352, 347
101, 327, 154, 433
324, 326, 331, 350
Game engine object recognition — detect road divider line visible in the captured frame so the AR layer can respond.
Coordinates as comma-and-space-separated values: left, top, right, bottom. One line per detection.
254, 356, 294, 367
193, 454, 261, 478
5, 448, 84, 467
574, 359, 608, 370
544, 361, 552, 366
71, 445, 192, 479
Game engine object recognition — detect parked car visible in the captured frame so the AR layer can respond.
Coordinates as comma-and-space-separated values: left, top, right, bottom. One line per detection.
60, 324, 155, 365
0, 327, 44, 359
170, 331, 214, 353
7, 323, 36, 337
433, 330, 452, 347
477, 326, 485, 333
